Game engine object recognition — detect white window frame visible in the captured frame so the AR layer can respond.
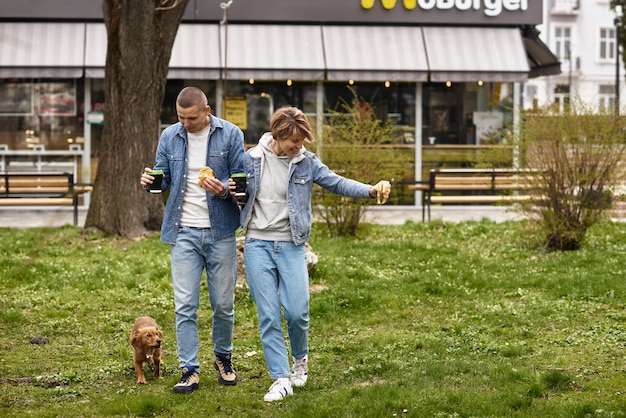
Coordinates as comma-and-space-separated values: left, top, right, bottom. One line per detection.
554, 85, 570, 113
599, 26, 617, 62
553, 24, 573, 62
598, 85, 616, 112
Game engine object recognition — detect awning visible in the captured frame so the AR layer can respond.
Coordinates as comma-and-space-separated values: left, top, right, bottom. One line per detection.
84, 23, 106, 78
221, 24, 325, 80
170, 24, 221, 79
0, 23, 85, 78
1, 22, 558, 83
522, 26, 561, 78
323, 26, 429, 82
423, 27, 530, 83
85, 23, 221, 79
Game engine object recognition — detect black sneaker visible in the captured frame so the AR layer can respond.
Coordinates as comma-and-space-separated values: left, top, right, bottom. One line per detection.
214, 354, 238, 385
172, 368, 199, 394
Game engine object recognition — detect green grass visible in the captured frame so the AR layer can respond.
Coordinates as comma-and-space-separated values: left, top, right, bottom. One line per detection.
2, 220, 626, 417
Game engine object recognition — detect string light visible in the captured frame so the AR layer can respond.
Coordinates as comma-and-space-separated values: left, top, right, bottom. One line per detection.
384, 81, 390, 88
287, 79, 293, 86
248, 78, 255, 84
477, 80, 484, 86
445, 81, 452, 88
349, 80, 355, 85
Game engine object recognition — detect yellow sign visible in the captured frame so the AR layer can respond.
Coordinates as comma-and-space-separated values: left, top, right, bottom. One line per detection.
361, 0, 528, 14
223, 96, 247, 130
361, 0, 416, 10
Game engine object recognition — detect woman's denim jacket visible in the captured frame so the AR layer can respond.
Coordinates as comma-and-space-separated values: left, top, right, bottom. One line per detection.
153, 116, 244, 245
240, 135, 373, 246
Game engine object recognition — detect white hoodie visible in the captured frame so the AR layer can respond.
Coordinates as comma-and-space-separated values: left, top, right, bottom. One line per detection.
245, 133, 300, 242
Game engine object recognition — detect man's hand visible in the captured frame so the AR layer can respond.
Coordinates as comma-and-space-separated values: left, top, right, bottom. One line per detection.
200, 176, 227, 197
140, 167, 154, 188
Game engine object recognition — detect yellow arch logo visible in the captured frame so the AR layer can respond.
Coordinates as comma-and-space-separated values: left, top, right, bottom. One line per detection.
361, 0, 417, 10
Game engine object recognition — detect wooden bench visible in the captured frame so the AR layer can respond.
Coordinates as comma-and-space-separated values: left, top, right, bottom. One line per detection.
0, 172, 93, 226
409, 168, 538, 222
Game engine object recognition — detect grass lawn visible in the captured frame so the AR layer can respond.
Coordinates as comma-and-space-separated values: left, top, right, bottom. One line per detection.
1, 220, 626, 417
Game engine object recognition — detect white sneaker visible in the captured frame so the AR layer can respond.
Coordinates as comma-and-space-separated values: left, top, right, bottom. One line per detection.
263, 378, 293, 402
290, 355, 308, 387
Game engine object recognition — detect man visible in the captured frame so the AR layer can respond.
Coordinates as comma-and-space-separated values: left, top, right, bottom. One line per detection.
140, 86, 244, 394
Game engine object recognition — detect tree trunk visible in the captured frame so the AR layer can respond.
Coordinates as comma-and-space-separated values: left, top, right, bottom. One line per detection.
84, 0, 189, 237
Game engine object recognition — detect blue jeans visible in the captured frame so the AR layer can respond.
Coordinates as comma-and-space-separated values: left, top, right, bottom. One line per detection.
171, 226, 237, 372
243, 238, 310, 379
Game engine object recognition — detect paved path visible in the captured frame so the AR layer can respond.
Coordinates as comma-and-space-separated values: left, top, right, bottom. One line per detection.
0, 205, 523, 228
0, 207, 87, 228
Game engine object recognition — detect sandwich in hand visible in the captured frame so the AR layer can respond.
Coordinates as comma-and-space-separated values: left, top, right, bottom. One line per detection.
198, 166, 215, 186
376, 181, 391, 205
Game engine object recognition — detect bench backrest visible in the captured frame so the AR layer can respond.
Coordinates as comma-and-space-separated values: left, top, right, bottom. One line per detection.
429, 169, 539, 192
0, 172, 75, 196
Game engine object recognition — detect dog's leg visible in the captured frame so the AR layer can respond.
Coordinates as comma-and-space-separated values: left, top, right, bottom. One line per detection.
134, 353, 147, 384
153, 351, 162, 379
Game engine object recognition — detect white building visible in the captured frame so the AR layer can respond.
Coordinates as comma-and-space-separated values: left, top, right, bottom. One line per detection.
525, 0, 622, 112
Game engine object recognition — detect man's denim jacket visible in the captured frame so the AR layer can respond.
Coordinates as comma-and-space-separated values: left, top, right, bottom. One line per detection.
153, 116, 244, 245
240, 134, 373, 246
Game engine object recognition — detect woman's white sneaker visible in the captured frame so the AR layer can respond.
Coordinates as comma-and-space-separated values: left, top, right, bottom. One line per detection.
263, 378, 293, 402
290, 355, 308, 387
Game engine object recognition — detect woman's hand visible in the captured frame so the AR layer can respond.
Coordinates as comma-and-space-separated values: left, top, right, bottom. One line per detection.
371, 180, 391, 204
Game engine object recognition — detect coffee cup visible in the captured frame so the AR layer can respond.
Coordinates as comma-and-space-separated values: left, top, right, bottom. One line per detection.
231, 173, 247, 196
148, 169, 164, 194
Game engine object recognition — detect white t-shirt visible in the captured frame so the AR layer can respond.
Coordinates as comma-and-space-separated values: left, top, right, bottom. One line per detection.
180, 124, 211, 228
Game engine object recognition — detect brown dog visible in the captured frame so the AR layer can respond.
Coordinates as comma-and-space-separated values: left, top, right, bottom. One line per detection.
129, 316, 163, 384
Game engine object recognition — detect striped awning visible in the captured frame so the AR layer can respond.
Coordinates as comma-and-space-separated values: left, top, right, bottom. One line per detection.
423, 27, 530, 83
85, 23, 221, 79
170, 24, 221, 79
84, 23, 106, 78
322, 25, 429, 82
0, 23, 85, 78
0, 23, 556, 82
221, 24, 325, 81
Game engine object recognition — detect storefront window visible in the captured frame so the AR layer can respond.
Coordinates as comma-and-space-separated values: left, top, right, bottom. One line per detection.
0, 79, 84, 151
79, 78, 516, 207
222, 80, 318, 145
324, 82, 416, 141
422, 82, 514, 147
421, 82, 516, 178
322, 82, 418, 205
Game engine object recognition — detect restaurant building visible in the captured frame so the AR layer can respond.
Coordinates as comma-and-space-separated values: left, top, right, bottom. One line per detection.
0, 0, 560, 207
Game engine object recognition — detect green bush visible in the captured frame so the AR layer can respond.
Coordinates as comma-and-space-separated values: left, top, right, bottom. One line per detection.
313, 89, 396, 236
518, 102, 626, 250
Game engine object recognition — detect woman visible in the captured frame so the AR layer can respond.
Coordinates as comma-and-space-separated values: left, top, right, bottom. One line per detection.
238, 106, 390, 402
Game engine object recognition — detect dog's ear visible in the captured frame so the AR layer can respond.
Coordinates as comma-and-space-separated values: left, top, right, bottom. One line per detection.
156, 329, 164, 339
130, 330, 140, 346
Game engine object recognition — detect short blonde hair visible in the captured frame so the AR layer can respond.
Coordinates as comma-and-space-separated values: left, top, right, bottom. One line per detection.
270, 106, 315, 143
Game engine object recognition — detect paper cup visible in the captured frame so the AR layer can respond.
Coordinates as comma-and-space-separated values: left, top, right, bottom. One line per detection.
148, 170, 164, 193
231, 173, 247, 196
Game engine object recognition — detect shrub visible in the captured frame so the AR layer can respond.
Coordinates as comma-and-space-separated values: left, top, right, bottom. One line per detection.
312, 89, 395, 236
517, 101, 626, 250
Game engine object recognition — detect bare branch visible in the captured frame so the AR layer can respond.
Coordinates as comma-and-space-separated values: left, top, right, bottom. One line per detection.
155, 0, 183, 11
